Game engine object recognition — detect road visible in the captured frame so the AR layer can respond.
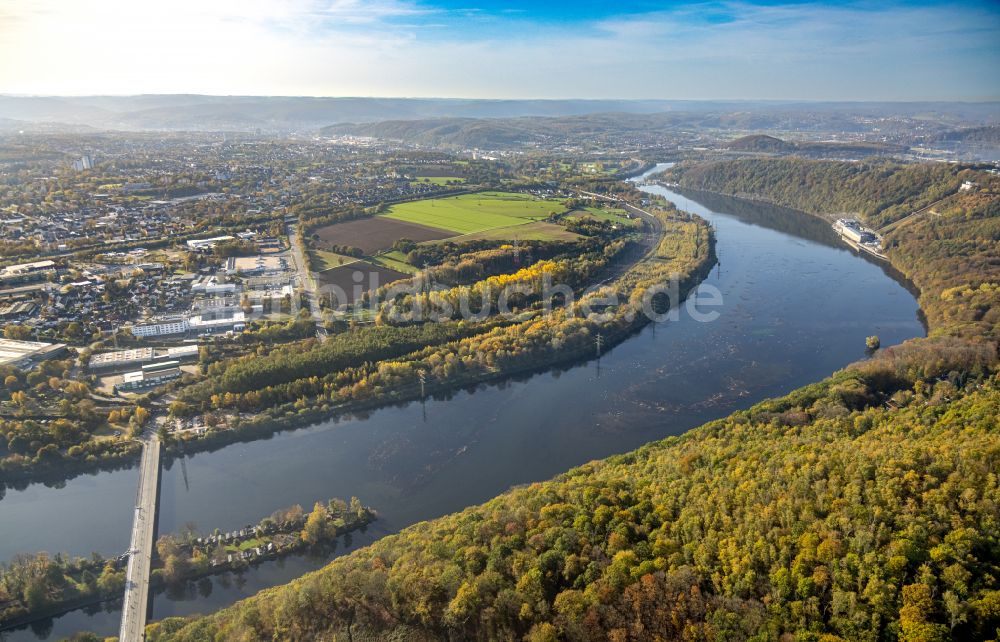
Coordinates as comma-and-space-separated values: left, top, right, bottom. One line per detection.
285, 216, 328, 340
118, 434, 161, 642
568, 189, 666, 287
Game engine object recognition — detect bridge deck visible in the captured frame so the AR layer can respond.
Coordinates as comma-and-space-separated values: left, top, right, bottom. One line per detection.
118, 436, 161, 642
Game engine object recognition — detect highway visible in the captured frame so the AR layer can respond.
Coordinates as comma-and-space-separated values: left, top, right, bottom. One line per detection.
118, 435, 161, 642
285, 217, 328, 340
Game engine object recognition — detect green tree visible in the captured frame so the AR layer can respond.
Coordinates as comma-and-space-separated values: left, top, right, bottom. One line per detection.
3, 324, 32, 340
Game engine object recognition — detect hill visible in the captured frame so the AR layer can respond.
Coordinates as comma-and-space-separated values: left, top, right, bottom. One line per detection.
319, 113, 793, 149
724, 134, 904, 158
931, 125, 1000, 145
726, 134, 793, 152
663, 158, 968, 229
151, 161, 1000, 641
0, 96, 697, 132
322, 115, 915, 153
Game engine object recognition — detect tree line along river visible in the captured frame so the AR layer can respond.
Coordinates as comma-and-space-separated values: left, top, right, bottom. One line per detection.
0, 165, 925, 640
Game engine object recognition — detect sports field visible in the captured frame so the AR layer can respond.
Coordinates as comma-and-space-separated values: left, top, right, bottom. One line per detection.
381, 192, 561, 234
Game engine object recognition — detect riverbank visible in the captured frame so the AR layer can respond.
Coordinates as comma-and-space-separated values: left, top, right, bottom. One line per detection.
148, 167, 999, 642
0, 497, 375, 633
159, 205, 715, 461
1, 200, 715, 490
0, 167, 927, 640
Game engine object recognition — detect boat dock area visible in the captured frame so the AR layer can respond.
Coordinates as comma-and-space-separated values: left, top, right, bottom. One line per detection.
833, 218, 887, 260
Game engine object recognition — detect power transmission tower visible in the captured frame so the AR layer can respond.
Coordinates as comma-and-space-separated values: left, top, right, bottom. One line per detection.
418, 370, 428, 423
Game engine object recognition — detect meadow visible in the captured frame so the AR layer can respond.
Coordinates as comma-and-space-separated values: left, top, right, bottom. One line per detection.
572, 206, 636, 225
455, 221, 581, 242
410, 176, 465, 186
381, 192, 561, 234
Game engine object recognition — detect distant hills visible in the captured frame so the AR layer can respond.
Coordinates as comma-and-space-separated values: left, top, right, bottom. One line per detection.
929, 125, 1000, 145
0, 96, 686, 132
725, 134, 795, 152
0, 95, 997, 135
725, 134, 907, 158
322, 114, 917, 154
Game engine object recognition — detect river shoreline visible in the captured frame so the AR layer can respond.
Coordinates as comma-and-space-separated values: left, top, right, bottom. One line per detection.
0, 165, 926, 641
0, 501, 375, 633
1, 201, 715, 491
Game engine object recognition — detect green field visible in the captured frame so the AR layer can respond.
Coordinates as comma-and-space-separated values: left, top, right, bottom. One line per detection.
451, 221, 582, 243
410, 176, 465, 186
309, 248, 361, 272
567, 207, 639, 226
585, 206, 631, 222
372, 251, 419, 274
381, 192, 561, 234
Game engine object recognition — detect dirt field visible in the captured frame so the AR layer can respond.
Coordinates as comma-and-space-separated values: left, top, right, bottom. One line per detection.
313, 217, 453, 254
317, 260, 409, 304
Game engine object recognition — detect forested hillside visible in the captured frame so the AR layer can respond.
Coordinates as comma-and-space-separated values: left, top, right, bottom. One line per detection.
666, 158, 1000, 340
664, 158, 969, 228
152, 162, 1000, 642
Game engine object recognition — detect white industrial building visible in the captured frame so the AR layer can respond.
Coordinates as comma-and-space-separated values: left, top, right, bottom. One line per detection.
89, 347, 156, 370
115, 360, 182, 393
186, 236, 235, 250
130, 316, 189, 338
0, 339, 67, 369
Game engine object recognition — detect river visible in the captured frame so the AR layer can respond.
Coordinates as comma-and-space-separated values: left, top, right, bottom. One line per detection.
0, 164, 925, 640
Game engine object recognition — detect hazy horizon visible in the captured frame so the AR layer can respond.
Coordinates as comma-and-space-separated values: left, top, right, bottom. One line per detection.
3, 94, 1000, 103
2, 0, 998, 101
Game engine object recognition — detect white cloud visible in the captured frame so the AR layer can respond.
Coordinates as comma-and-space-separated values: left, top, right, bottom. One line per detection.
0, 0, 997, 99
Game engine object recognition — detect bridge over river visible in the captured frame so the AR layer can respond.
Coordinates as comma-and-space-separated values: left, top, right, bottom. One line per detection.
118, 435, 161, 642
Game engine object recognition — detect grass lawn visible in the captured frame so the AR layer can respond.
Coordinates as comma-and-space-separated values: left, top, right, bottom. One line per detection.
567, 207, 640, 227
445, 221, 582, 243
410, 176, 465, 186
310, 248, 361, 272
226, 538, 265, 552
372, 251, 419, 275
585, 206, 632, 222
92, 423, 124, 442
382, 192, 562, 235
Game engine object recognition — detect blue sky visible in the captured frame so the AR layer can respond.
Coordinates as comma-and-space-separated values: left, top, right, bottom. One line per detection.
1, 0, 998, 99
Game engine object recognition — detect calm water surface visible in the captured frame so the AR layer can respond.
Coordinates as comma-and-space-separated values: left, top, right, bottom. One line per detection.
0, 166, 924, 640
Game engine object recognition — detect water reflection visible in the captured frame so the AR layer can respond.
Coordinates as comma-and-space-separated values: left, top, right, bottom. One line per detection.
0, 168, 925, 640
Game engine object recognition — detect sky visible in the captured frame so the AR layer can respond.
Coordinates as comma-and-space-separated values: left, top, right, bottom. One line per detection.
1, 0, 999, 100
